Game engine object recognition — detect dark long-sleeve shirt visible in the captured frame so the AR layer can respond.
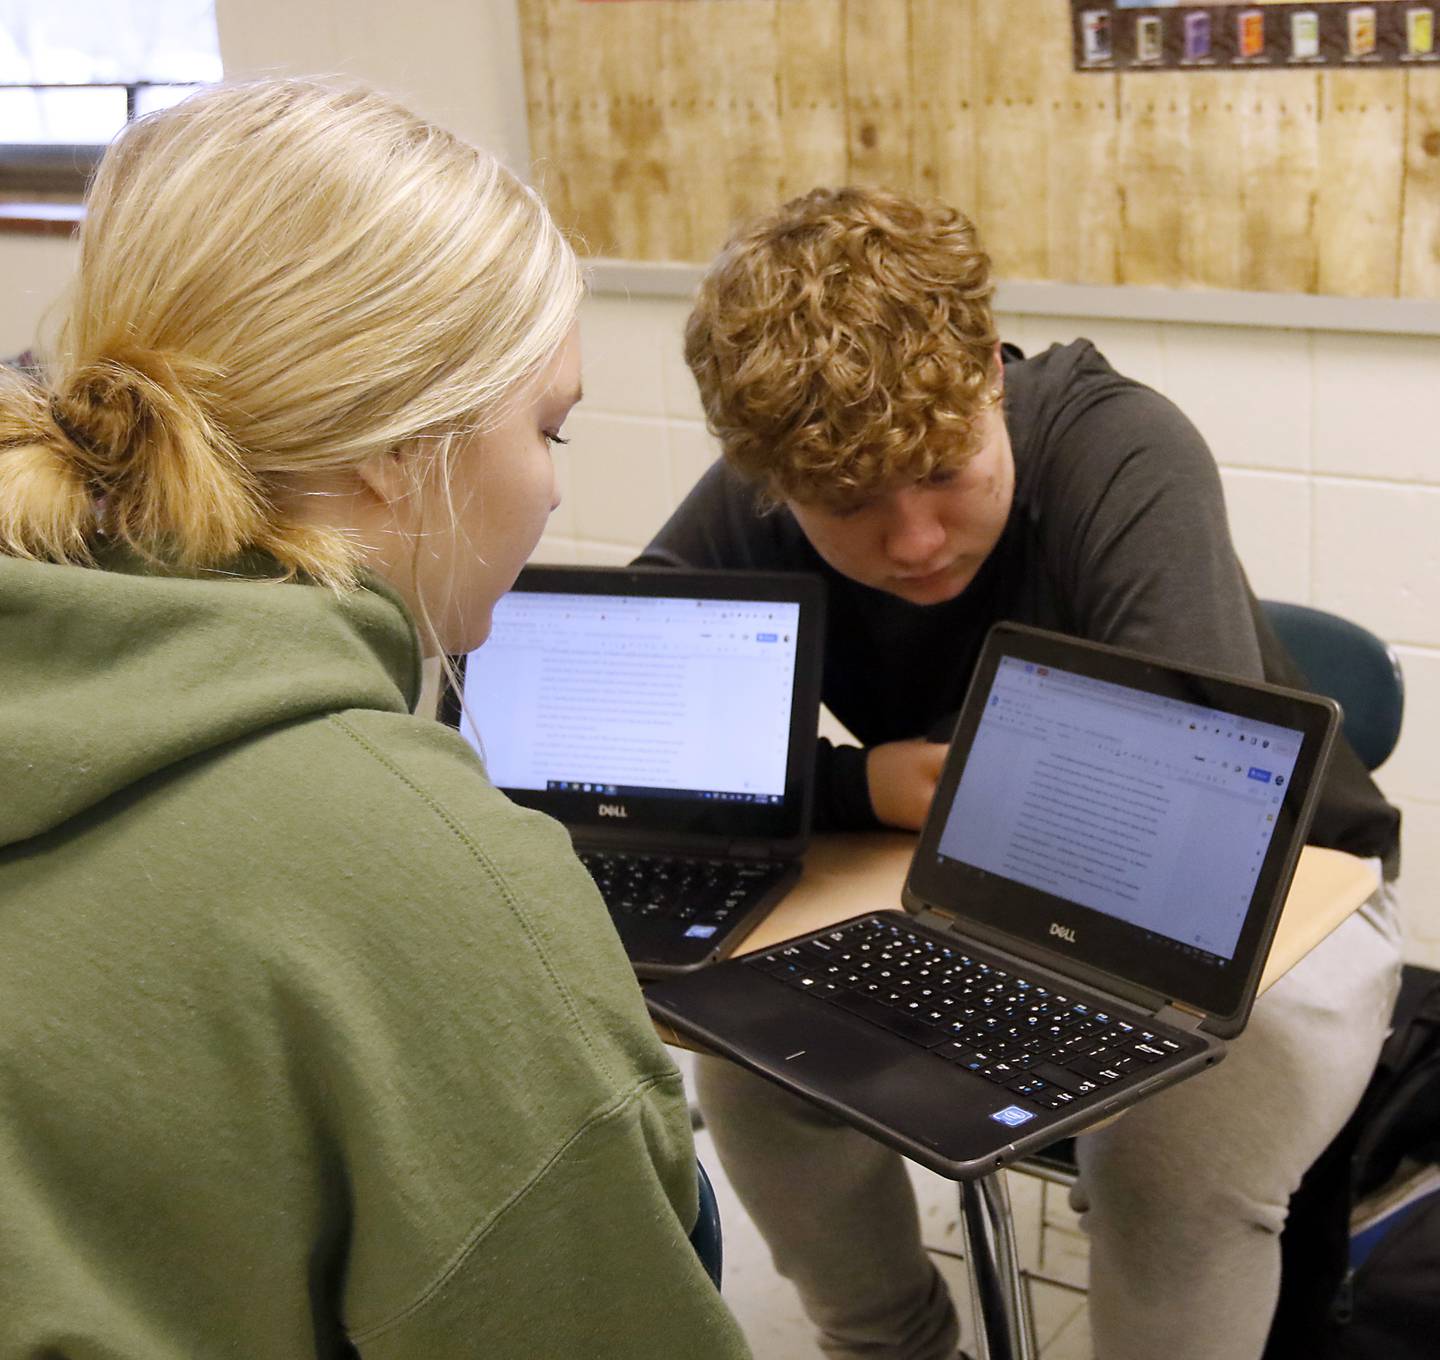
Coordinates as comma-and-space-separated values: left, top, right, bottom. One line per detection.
640, 340, 1400, 876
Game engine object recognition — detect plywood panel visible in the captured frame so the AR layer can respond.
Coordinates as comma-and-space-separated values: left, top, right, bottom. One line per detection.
532, 0, 587, 242
519, 0, 1429, 300
842, 0, 914, 188
1115, 72, 1319, 294
776, 0, 847, 199
602, 3, 673, 260
1238, 74, 1321, 293
1399, 71, 1440, 300
536, 0, 676, 257
1177, 76, 1248, 289
974, 0, 1117, 284
1117, 80, 1190, 286
660, 0, 781, 261
972, 0, 1054, 280
515, 0, 557, 208
910, 0, 979, 210
1045, 55, 1119, 283
1316, 71, 1407, 297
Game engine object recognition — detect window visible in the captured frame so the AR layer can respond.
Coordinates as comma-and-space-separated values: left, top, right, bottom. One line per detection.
0, 0, 221, 196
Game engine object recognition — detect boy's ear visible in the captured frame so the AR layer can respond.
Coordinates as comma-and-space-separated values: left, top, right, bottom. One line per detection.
354, 446, 412, 507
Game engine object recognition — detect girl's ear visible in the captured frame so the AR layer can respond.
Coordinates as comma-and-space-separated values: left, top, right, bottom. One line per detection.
991, 339, 1005, 395
353, 446, 412, 508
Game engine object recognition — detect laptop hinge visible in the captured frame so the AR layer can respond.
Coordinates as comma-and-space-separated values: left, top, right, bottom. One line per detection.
916, 907, 955, 934
727, 841, 776, 859
1154, 1000, 1207, 1033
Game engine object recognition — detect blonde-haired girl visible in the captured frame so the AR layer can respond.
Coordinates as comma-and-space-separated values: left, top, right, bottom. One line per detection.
0, 79, 748, 1357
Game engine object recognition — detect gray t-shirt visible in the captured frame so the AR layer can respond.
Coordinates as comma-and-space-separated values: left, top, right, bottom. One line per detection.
641, 340, 1400, 873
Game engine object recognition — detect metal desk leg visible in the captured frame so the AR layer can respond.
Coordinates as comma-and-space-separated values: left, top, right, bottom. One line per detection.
960, 1174, 1037, 1360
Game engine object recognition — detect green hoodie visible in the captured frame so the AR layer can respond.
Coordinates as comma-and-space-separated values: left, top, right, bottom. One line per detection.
0, 550, 750, 1358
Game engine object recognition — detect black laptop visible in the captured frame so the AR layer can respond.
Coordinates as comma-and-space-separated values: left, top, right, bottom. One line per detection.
442, 564, 826, 977
646, 622, 1340, 1178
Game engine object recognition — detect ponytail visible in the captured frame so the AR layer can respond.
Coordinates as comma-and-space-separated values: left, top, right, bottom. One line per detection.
0, 370, 95, 563
0, 344, 339, 578
60, 344, 268, 560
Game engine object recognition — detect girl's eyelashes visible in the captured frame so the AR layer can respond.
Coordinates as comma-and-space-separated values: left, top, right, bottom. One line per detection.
543, 431, 570, 447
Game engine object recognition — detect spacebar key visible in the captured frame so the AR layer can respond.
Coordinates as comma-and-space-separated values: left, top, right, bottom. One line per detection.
832, 992, 948, 1047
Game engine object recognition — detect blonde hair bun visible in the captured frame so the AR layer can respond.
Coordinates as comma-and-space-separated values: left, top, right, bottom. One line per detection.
47, 346, 264, 561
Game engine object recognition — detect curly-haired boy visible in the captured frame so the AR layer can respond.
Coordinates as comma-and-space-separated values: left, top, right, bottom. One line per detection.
642, 185, 1402, 1360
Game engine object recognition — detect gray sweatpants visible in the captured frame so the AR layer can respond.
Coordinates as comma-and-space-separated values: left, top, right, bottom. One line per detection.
696, 884, 1403, 1360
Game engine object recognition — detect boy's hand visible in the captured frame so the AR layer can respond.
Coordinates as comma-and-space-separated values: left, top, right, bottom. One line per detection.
865, 739, 948, 830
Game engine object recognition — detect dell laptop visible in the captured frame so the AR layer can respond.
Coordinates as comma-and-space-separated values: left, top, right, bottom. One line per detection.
645, 622, 1340, 1177
442, 563, 826, 977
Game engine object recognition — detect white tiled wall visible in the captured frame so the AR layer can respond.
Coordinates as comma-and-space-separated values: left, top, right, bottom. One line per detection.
0, 234, 77, 356
548, 291, 1440, 968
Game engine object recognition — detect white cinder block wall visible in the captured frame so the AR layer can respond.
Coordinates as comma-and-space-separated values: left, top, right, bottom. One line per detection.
546, 290, 1440, 969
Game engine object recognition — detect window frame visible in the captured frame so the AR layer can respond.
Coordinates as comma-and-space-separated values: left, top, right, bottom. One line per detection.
0, 80, 197, 197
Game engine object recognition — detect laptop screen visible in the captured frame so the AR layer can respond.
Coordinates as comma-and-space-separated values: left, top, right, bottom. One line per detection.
442, 564, 825, 849
906, 623, 1339, 1027
461, 590, 802, 804
937, 656, 1303, 963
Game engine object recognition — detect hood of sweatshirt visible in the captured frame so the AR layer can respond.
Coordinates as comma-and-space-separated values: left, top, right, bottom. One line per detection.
0, 548, 422, 848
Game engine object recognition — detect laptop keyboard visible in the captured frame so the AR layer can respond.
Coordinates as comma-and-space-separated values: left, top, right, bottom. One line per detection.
579, 850, 788, 935
747, 915, 1194, 1110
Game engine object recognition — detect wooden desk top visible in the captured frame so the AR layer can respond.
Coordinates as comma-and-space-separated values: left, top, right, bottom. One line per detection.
735, 835, 1379, 996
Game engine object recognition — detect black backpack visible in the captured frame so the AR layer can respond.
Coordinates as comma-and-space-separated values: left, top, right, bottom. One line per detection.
1328, 1183, 1440, 1360
1351, 967, 1440, 1198
1265, 964, 1440, 1359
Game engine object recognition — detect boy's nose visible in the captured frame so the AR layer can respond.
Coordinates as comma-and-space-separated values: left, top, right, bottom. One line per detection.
884, 492, 947, 566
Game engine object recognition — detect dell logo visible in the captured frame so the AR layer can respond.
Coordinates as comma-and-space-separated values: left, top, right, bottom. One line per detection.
1049, 923, 1077, 944
598, 803, 629, 819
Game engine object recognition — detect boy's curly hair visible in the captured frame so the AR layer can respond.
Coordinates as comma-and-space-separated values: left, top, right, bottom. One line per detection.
684, 186, 999, 509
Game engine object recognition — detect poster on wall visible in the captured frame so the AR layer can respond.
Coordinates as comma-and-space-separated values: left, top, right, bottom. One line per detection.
1071, 2, 1438, 69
